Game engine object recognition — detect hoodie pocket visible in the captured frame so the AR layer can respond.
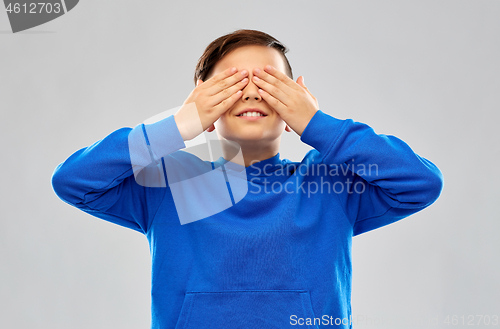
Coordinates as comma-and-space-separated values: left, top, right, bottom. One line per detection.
174, 290, 318, 329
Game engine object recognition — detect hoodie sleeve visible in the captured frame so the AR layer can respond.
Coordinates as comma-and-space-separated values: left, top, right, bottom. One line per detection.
51, 115, 186, 234
300, 110, 443, 236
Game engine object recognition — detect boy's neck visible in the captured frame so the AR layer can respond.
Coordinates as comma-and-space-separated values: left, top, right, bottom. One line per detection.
220, 139, 280, 168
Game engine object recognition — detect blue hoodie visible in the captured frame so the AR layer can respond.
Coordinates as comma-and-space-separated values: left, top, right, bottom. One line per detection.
51, 110, 443, 329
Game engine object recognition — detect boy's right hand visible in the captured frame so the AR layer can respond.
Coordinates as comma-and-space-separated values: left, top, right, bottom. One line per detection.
174, 67, 249, 141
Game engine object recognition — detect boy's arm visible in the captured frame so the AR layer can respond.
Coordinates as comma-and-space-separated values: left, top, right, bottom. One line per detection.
300, 110, 444, 236
51, 115, 186, 234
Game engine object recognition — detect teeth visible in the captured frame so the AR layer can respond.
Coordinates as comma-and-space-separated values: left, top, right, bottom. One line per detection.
240, 112, 264, 117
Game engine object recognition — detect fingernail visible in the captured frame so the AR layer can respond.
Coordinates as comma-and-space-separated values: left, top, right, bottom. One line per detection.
231, 67, 237, 73
254, 68, 261, 74
265, 65, 272, 71
241, 70, 248, 76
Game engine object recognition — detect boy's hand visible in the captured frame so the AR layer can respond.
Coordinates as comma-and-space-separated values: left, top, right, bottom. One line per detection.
252, 65, 319, 136
174, 67, 249, 141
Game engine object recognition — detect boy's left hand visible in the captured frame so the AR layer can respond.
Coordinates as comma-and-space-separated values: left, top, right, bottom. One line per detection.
252, 65, 319, 136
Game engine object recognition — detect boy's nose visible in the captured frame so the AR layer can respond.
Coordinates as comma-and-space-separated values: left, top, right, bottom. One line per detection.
241, 73, 262, 101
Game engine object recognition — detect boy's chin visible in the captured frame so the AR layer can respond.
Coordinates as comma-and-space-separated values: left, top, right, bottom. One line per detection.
220, 131, 272, 144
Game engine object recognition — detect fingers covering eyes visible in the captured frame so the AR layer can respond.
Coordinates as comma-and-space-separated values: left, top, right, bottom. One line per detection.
206, 67, 247, 96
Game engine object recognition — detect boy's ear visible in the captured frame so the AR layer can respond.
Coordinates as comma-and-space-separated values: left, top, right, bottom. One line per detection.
285, 125, 292, 132
206, 123, 216, 132
197, 79, 203, 86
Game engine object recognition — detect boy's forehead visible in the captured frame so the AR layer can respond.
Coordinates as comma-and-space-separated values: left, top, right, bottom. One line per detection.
214, 45, 285, 73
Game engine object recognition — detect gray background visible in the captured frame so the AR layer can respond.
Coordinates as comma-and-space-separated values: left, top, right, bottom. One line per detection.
1, 0, 499, 328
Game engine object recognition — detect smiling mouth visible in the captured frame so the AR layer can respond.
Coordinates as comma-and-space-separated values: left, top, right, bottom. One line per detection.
236, 112, 267, 121
236, 112, 267, 117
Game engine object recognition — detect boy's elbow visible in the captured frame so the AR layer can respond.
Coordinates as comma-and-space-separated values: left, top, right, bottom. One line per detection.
51, 164, 75, 204
422, 168, 444, 207
413, 155, 444, 207
395, 166, 443, 210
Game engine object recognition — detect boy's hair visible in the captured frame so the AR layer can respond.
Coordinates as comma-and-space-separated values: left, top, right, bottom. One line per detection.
194, 29, 293, 86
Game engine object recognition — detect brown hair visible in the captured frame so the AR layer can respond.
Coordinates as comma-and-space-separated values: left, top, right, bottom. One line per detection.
194, 29, 293, 86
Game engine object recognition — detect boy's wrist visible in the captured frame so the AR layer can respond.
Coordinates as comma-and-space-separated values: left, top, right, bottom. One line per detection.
173, 113, 189, 141
300, 110, 346, 154
173, 103, 205, 141
142, 115, 186, 159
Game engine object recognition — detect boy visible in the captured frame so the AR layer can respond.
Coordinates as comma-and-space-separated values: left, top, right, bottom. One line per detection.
52, 29, 443, 328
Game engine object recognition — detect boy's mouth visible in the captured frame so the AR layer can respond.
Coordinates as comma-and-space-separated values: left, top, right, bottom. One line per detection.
235, 108, 268, 120
236, 111, 267, 121
237, 111, 267, 117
